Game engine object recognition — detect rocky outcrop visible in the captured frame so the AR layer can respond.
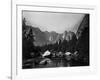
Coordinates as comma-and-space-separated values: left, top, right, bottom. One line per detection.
75, 14, 89, 65
76, 14, 89, 39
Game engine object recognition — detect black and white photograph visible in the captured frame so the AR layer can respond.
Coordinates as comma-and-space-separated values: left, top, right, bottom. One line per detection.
22, 11, 89, 69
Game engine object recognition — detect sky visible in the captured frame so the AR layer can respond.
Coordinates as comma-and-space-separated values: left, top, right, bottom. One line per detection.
23, 11, 85, 34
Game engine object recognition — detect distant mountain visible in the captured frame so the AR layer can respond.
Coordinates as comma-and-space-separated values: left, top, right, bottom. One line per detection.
30, 26, 76, 46
31, 27, 49, 46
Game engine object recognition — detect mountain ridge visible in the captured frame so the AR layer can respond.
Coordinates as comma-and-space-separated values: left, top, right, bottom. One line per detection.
30, 26, 75, 46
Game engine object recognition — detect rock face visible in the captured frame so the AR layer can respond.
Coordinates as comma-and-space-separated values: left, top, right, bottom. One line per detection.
75, 14, 89, 64
76, 14, 89, 39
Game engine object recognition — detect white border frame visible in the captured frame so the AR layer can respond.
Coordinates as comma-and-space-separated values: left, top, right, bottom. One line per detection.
12, 2, 97, 80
